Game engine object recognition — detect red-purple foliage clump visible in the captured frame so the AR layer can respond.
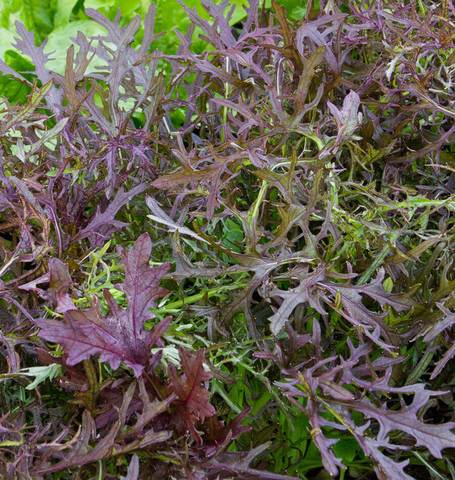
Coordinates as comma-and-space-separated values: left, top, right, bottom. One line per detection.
0, 1, 454, 478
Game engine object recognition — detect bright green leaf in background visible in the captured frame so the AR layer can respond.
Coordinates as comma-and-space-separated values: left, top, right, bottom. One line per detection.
21, 363, 63, 390
45, 20, 107, 73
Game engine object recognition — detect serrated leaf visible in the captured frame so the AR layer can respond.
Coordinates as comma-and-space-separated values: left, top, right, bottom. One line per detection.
37, 234, 171, 376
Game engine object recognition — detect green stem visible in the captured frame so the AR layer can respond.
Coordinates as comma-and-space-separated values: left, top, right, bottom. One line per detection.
357, 243, 391, 285
83, 359, 98, 412
156, 283, 247, 313
405, 348, 435, 385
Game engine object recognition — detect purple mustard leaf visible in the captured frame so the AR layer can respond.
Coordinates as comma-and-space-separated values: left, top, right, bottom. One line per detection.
320, 269, 413, 349
121, 455, 139, 480
176, 0, 223, 50
273, 335, 455, 480
308, 398, 344, 476
295, 12, 347, 73
423, 304, 455, 342
322, 90, 363, 157
138, 5, 156, 57
168, 348, 216, 445
327, 90, 362, 139
276, 375, 344, 476
268, 265, 326, 335
12, 22, 62, 113
38, 234, 170, 376
0, 332, 21, 373
18, 258, 76, 313
347, 422, 414, 480
206, 442, 299, 479
266, 264, 411, 347
324, 287, 393, 350
365, 443, 413, 480
75, 184, 146, 247
355, 268, 414, 312
35, 389, 131, 474
35, 382, 171, 474
201, 0, 237, 48
48, 258, 75, 313
351, 389, 455, 459
18, 273, 50, 298
430, 343, 455, 380
119, 233, 170, 344
415, 304, 455, 379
